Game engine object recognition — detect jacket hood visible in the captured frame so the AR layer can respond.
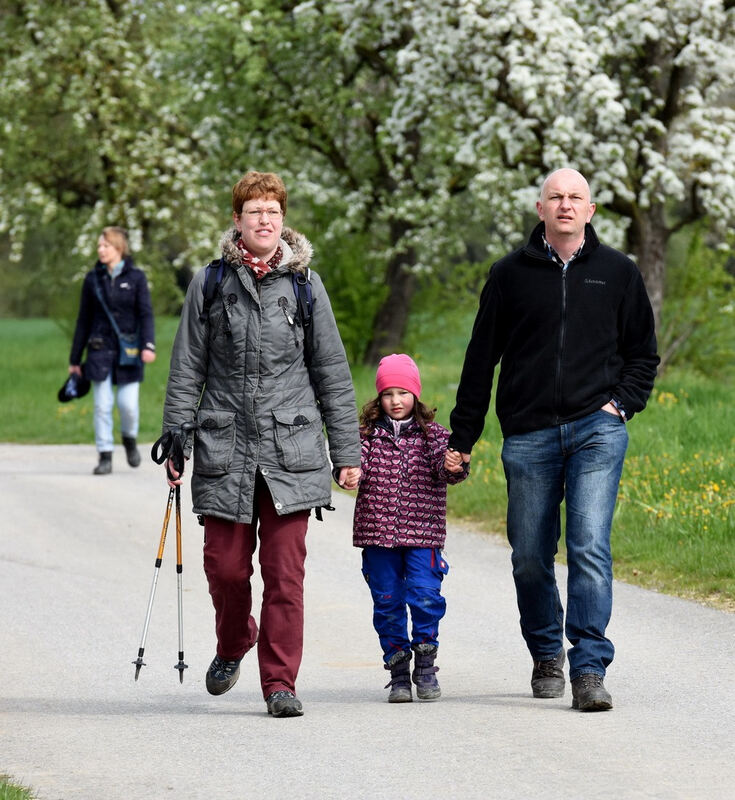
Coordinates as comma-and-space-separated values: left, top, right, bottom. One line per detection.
219, 226, 313, 275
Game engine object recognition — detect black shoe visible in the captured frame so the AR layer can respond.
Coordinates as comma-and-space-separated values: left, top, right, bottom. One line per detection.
412, 644, 441, 701
93, 452, 113, 475
205, 655, 242, 696
531, 649, 566, 698
571, 673, 613, 711
384, 650, 413, 703
266, 690, 303, 717
122, 436, 141, 467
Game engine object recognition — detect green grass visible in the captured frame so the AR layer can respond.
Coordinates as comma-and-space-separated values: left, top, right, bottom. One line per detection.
0, 317, 180, 445
2, 317, 734, 609
0, 775, 36, 800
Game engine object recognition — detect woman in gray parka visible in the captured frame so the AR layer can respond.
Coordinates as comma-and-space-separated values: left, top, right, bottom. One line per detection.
163, 171, 361, 718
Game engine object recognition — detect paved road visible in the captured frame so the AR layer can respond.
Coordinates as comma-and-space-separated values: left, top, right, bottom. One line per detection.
1, 444, 734, 800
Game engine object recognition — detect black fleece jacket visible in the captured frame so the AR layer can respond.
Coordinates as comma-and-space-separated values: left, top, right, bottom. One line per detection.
449, 222, 659, 449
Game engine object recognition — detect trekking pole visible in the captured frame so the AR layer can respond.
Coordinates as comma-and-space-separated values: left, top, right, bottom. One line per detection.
133, 486, 175, 680
173, 484, 188, 682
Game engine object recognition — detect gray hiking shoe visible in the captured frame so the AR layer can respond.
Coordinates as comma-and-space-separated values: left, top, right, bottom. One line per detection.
531, 649, 566, 698
412, 643, 441, 701
266, 690, 304, 717
384, 650, 413, 703
205, 655, 242, 696
571, 673, 613, 711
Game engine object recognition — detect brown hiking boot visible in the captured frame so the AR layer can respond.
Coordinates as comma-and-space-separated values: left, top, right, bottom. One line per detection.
571, 673, 612, 711
531, 649, 566, 698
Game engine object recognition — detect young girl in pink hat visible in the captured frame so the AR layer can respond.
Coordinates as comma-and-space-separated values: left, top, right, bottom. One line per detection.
353, 353, 468, 702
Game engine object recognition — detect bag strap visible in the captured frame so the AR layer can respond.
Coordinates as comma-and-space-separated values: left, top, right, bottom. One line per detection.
199, 258, 225, 324
292, 269, 313, 328
93, 274, 125, 340
292, 268, 314, 369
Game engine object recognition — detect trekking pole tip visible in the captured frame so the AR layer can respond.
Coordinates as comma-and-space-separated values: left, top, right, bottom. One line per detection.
133, 657, 146, 681
175, 661, 189, 683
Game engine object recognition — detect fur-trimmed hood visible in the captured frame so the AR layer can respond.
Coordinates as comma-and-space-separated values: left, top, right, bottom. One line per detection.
219, 226, 313, 275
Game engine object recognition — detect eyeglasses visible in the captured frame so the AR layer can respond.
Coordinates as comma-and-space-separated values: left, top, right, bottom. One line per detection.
242, 208, 283, 219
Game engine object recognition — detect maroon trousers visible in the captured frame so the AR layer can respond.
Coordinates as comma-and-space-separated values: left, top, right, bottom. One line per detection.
202, 477, 310, 698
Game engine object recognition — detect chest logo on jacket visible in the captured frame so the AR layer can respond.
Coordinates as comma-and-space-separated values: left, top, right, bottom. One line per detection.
584, 278, 606, 286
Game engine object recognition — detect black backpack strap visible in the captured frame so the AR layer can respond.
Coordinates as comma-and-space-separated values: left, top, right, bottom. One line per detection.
292, 268, 313, 329
199, 258, 225, 324
292, 268, 314, 368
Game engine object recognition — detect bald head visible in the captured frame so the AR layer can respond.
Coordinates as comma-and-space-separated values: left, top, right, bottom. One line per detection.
540, 169, 592, 203
536, 168, 596, 259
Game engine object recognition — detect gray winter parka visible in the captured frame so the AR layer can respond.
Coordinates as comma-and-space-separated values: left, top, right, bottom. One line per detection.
162, 227, 360, 522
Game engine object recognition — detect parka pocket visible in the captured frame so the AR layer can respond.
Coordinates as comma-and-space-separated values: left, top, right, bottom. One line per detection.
272, 405, 327, 472
193, 409, 236, 476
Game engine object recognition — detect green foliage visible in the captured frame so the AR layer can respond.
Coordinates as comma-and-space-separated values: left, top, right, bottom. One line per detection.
0, 774, 36, 800
614, 372, 735, 603
0, 318, 179, 445
2, 0, 734, 372
1, 317, 733, 606
309, 226, 386, 364
0, 0, 218, 321
658, 225, 735, 377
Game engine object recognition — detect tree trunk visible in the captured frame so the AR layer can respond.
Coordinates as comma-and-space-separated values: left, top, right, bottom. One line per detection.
363, 221, 416, 364
625, 203, 668, 332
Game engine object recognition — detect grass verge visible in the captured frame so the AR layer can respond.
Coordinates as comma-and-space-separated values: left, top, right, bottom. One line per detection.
0, 775, 36, 799
2, 317, 733, 610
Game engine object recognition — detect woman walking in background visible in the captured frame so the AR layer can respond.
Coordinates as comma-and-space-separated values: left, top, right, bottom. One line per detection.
69, 226, 156, 474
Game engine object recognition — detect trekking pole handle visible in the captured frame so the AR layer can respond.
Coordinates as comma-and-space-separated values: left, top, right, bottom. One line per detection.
151, 422, 197, 478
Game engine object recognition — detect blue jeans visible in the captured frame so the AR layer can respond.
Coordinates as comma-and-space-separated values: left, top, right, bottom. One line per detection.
501, 410, 628, 679
92, 376, 139, 453
361, 546, 448, 663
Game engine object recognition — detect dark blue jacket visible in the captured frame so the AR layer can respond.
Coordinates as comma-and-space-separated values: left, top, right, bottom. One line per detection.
70, 257, 155, 385
449, 222, 659, 446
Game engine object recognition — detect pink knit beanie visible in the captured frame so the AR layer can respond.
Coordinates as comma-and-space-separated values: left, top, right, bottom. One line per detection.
375, 353, 422, 398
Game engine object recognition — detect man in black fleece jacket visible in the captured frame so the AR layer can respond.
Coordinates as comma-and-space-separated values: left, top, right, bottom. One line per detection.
447, 168, 659, 711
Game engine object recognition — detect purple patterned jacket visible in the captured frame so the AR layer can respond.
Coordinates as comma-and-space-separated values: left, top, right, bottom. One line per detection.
353, 417, 468, 549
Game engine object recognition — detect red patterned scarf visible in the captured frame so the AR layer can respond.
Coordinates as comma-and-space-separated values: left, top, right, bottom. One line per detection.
235, 239, 283, 279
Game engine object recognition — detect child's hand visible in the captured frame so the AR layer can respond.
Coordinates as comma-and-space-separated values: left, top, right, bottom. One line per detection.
338, 466, 361, 490
444, 449, 462, 472
444, 449, 468, 473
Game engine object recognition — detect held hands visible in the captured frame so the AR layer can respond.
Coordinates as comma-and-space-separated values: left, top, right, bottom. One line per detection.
338, 466, 361, 490
445, 448, 470, 473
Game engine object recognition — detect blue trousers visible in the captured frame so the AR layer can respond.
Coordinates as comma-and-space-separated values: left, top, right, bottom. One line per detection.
501, 409, 628, 679
361, 546, 448, 663
92, 376, 139, 453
